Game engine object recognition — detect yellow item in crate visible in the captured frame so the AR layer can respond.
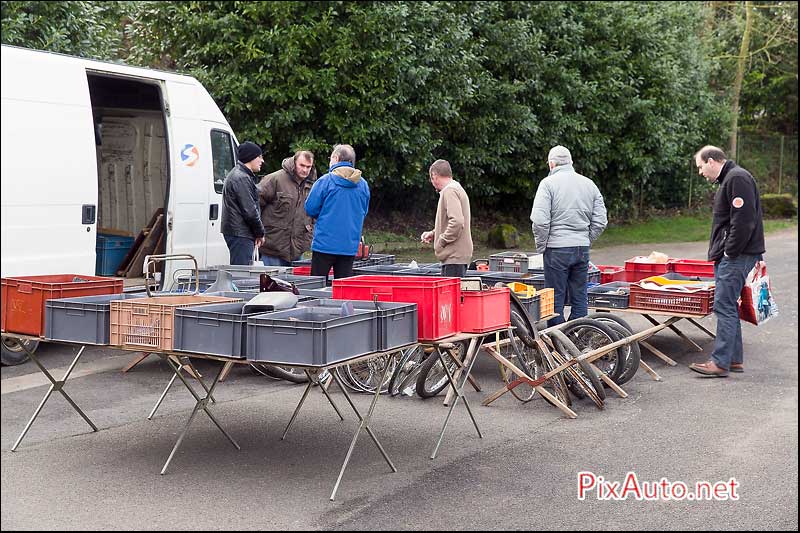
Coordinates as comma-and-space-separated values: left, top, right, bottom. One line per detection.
506, 281, 537, 297
641, 275, 714, 289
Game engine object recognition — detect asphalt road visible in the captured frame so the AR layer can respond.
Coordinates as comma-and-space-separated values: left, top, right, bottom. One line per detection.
2, 228, 797, 530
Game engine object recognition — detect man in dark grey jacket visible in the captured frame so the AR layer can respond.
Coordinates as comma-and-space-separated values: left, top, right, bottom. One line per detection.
220, 141, 266, 265
531, 145, 607, 326
257, 150, 317, 266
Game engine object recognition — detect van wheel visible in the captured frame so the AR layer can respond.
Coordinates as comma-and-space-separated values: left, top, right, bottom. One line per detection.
1, 336, 38, 366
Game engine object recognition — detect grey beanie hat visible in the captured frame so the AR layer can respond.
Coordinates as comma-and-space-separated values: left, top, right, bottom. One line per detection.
237, 141, 262, 164
548, 145, 572, 166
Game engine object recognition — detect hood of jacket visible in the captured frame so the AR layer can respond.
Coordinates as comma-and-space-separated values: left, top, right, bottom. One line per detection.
282, 156, 318, 183
330, 162, 362, 187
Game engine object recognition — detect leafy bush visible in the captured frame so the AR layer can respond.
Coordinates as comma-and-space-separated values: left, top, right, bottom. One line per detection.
761, 193, 797, 218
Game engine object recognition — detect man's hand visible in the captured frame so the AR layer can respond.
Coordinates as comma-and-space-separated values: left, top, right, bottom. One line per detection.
420, 231, 434, 244
255, 237, 264, 248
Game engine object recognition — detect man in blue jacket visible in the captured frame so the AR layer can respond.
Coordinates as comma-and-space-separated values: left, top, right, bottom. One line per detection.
304, 144, 370, 280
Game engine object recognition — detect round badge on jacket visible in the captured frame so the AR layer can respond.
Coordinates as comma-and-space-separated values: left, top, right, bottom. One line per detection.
732, 197, 744, 208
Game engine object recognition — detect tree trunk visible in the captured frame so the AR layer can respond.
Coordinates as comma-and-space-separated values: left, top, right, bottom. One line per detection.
729, 1, 753, 160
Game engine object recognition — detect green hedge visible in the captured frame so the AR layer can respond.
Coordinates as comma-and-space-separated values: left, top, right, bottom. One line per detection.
761, 194, 797, 218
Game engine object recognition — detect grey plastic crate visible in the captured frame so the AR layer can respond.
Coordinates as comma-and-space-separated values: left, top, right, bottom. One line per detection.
588, 282, 631, 309
274, 273, 327, 289
298, 287, 334, 299
398, 266, 442, 276
173, 301, 259, 358
298, 299, 417, 350
44, 293, 142, 345
352, 264, 412, 276
246, 306, 379, 366
489, 252, 541, 273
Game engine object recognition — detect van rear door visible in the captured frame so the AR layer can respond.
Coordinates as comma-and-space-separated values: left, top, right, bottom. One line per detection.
0, 46, 97, 276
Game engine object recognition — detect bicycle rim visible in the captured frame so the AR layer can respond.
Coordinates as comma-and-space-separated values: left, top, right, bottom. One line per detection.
388, 345, 427, 396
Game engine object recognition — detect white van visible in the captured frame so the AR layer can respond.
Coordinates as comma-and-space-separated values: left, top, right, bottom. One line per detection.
1, 45, 240, 364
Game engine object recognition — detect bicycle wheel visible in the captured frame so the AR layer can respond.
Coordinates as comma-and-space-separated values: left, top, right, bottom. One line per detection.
415, 341, 467, 399
535, 337, 572, 407
588, 313, 641, 385
256, 364, 310, 384
561, 318, 625, 384
549, 329, 605, 405
344, 354, 397, 394
388, 345, 428, 396
496, 308, 542, 402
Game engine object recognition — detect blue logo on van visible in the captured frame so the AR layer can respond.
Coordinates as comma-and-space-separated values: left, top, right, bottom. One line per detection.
180, 144, 200, 167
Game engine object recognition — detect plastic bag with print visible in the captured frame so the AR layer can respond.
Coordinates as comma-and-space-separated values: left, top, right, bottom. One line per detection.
738, 260, 778, 325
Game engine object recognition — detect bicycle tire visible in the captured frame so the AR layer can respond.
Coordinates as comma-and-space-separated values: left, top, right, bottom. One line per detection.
549, 329, 606, 403
344, 354, 397, 394
251, 363, 308, 383
535, 337, 572, 408
497, 309, 540, 402
415, 341, 466, 399
561, 318, 625, 384
335, 366, 366, 393
388, 345, 428, 396
588, 313, 641, 385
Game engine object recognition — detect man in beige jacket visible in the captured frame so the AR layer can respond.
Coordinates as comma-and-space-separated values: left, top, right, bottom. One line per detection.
421, 159, 473, 277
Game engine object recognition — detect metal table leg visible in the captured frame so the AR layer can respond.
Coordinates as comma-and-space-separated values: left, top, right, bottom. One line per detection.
431, 337, 483, 460
329, 361, 396, 501
160, 358, 239, 475
11, 343, 97, 452
282, 369, 345, 441
147, 354, 217, 420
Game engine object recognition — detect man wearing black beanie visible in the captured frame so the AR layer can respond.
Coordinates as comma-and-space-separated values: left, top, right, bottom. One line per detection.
220, 141, 266, 264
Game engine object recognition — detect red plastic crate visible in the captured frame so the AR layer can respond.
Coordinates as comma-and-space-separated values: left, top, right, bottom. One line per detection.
459, 287, 511, 333
629, 284, 714, 316
595, 265, 625, 284
291, 266, 333, 276
1, 274, 124, 336
667, 259, 715, 278
332, 275, 460, 341
624, 257, 670, 282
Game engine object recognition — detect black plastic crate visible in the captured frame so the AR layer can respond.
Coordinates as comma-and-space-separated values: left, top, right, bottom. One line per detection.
298, 299, 417, 351
246, 306, 379, 366
588, 282, 631, 309
514, 293, 541, 322
482, 271, 545, 290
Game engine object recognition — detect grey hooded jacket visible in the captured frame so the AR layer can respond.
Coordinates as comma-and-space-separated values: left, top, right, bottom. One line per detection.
530, 164, 607, 253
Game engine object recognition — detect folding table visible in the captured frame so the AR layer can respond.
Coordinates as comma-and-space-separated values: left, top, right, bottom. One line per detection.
589, 307, 715, 368
4, 333, 97, 452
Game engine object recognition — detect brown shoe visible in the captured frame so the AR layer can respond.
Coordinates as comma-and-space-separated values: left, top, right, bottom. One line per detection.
689, 360, 729, 377
730, 363, 744, 373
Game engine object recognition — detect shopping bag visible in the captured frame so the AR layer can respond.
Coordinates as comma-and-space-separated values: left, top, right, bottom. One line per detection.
251, 245, 260, 267
738, 260, 778, 325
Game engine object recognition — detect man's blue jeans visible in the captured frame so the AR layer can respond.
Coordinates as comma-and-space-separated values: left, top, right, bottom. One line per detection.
223, 234, 255, 266
710, 254, 760, 370
261, 255, 301, 267
544, 246, 590, 327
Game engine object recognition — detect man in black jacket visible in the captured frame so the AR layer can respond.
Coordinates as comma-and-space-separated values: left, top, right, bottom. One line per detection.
220, 141, 266, 265
689, 145, 765, 377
